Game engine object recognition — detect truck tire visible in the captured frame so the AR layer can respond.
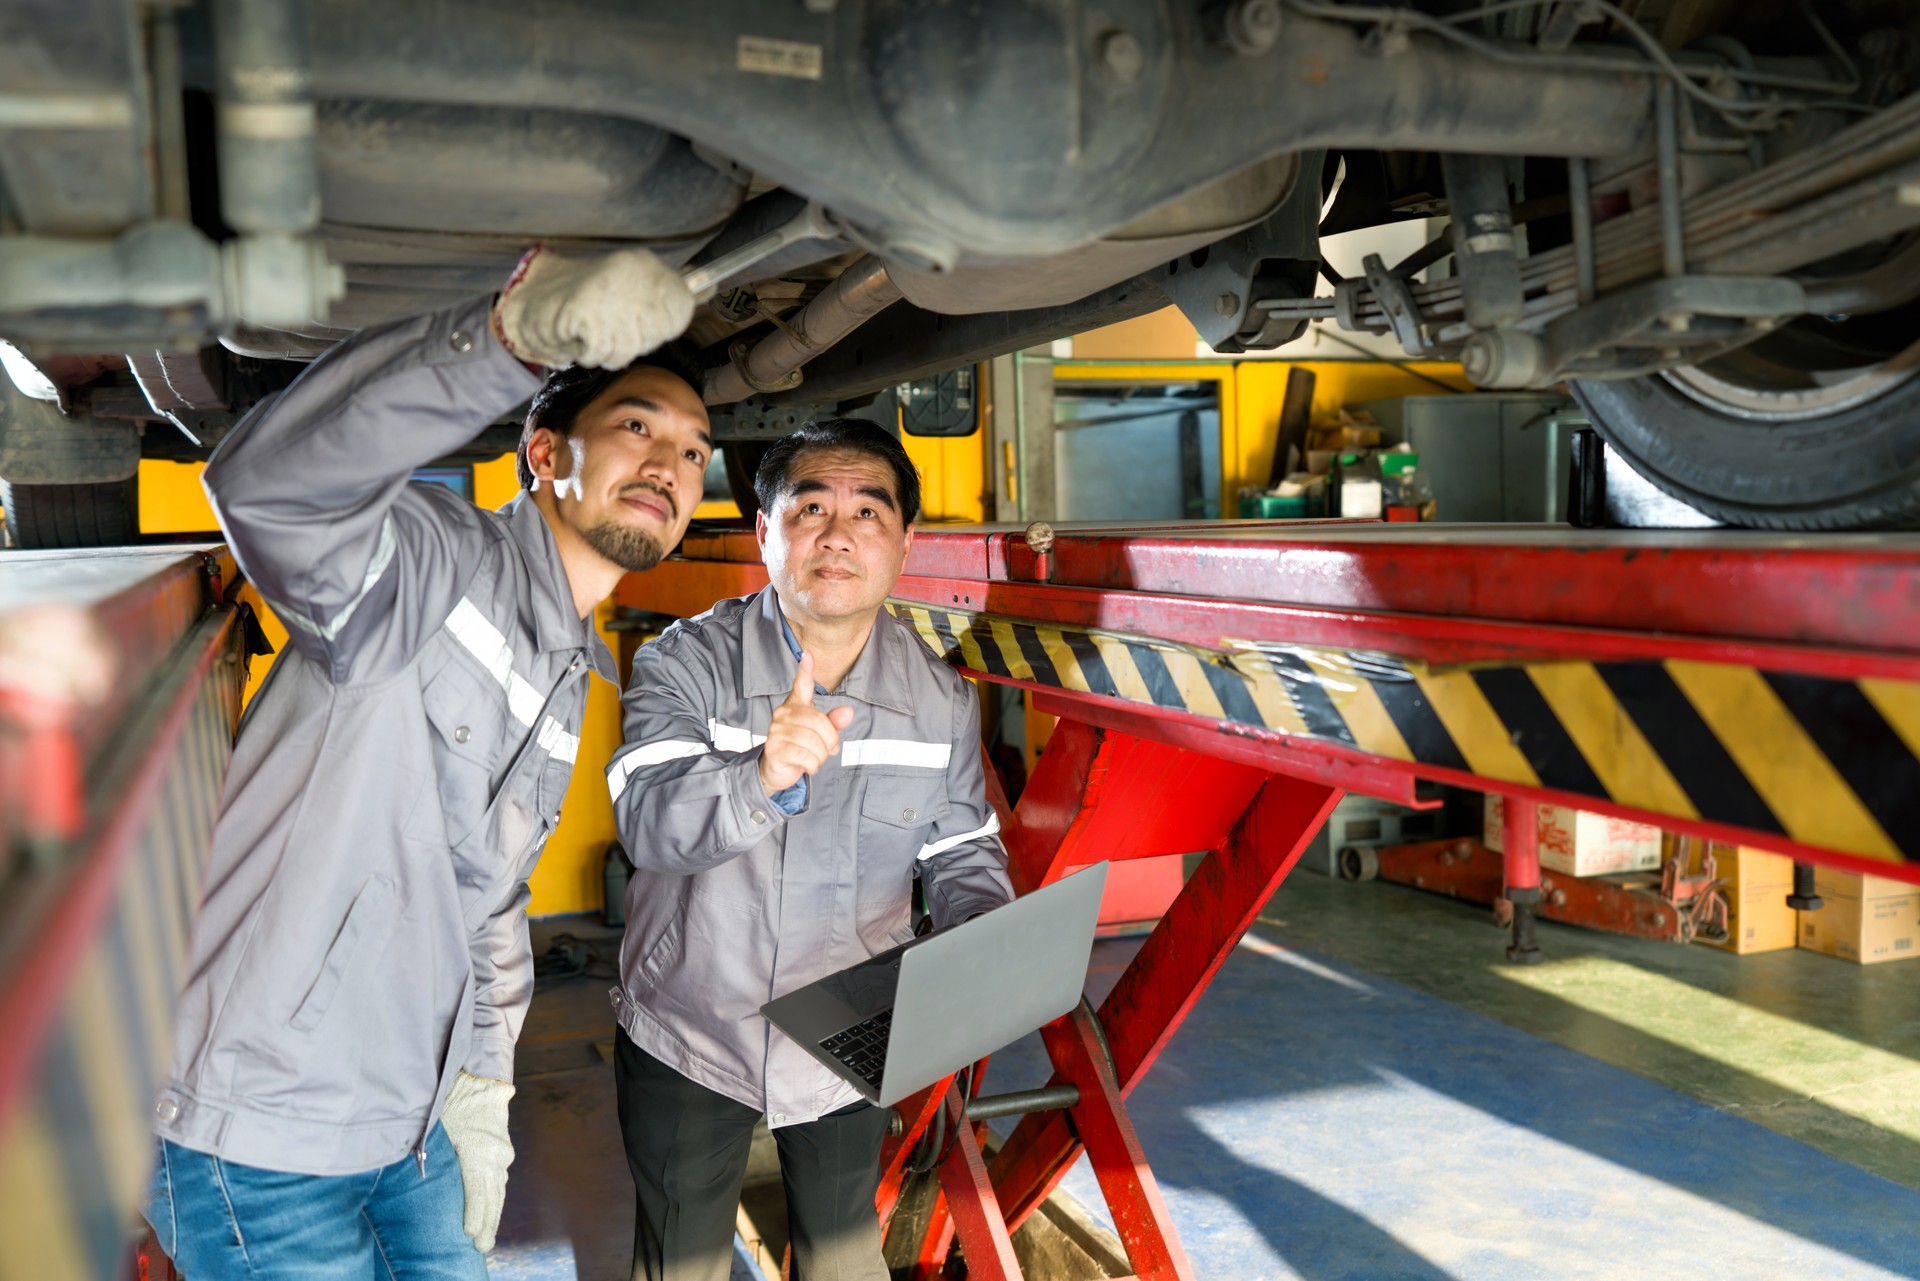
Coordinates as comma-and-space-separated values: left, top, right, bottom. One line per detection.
2, 477, 140, 548
1572, 333, 1920, 530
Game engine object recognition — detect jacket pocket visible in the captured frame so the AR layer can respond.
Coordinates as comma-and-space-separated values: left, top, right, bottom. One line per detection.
856, 774, 949, 945
422, 659, 512, 847
857, 773, 951, 834
634, 913, 686, 987
290, 877, 398, 1032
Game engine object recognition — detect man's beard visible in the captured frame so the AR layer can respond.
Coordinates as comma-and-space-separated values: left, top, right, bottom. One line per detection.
580, 518, 667, 573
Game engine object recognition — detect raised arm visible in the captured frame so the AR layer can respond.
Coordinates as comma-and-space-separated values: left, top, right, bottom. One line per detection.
204, 295, 538, 683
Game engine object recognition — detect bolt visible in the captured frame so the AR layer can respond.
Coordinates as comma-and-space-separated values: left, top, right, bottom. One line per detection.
1215, 292, 1241, 318
1098, 29, 1144, 83
1225, 0, 1282, 54
1659, 310, 1693, 333
1454, 841, 1473, 860
1023, 520, 1056, 554
1652, 913, 1667, 927
1552, 889, 1567, 907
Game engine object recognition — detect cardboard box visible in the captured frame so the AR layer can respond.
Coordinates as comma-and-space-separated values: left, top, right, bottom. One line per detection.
1483, 794, 1662, 877
1680, 839, 1797, 954
1797, 868, 1920, 965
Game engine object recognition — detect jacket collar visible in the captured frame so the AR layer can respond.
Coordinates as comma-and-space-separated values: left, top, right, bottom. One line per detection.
502, 494, 619, 683
741, 586, 915, 714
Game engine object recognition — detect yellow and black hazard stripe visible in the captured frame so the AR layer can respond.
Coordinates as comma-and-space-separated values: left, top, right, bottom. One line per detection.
0, 650, 240, 1279
887, 600, 1920, 867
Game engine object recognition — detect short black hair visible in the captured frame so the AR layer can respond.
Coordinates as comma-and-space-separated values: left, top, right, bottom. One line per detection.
516, 340, 705, 490
754, 418, 921, 526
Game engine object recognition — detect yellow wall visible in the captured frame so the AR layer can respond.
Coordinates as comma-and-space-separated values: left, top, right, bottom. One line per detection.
1227, 359, 1474, 495
139, 460, 220, 534
904, 429, 989, 524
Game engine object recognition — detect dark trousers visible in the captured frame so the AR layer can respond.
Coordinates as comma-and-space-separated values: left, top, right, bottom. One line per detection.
615, 1029, 891, 1281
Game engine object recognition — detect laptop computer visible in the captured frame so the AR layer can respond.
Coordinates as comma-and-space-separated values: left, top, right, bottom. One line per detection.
761, 862, 1109, 1107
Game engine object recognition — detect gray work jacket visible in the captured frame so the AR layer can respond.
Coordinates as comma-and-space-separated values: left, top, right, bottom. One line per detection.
154, 296, 613, 1176
607, 588, 1013, 1126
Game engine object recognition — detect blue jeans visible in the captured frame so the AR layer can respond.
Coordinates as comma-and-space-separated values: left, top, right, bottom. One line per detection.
142, 1123, 488, 1280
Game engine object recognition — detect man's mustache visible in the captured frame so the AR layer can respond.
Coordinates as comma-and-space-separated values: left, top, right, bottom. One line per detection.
806, 558, 863, 577
617, 481, 678, 518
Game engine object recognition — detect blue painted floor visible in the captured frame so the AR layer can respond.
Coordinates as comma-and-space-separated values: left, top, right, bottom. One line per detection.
498, 895, 1920, 1280
985, 930, 1920, 1280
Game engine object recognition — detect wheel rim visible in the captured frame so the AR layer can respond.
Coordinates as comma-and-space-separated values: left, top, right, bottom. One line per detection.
1662, 331, 1920, 422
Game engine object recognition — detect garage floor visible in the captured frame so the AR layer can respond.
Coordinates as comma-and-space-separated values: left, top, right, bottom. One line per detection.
493, 873, 1920, 1281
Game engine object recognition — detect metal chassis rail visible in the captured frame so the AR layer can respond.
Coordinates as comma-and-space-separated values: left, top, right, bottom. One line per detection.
617, 519, 1920, 1281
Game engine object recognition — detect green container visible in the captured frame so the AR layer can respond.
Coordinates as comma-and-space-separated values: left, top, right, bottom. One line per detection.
1239, 492, 1327, 519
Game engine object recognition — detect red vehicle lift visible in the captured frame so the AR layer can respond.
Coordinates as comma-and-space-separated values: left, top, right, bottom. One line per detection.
618, 519, 1920, 1281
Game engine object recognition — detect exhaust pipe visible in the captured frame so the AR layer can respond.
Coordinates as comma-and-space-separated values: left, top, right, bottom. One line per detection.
703, 255, 903, 405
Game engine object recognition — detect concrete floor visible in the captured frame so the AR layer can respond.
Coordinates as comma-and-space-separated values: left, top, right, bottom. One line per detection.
492, 873, 1920, 1280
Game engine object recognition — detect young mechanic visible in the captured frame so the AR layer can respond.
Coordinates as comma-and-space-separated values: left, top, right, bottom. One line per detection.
605, 420, 1015, 1281
145, 248, 706, 1278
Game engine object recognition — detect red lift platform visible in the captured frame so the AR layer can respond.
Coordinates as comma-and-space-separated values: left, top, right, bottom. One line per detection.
618, 519, 1920, 1281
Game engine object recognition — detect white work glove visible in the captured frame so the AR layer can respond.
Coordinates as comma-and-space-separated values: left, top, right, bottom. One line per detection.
491, 245, 695, 369
440, 1070, 515, 1253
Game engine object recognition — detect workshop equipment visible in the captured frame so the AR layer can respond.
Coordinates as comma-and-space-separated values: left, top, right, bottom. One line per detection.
621, 518, 1920, 1280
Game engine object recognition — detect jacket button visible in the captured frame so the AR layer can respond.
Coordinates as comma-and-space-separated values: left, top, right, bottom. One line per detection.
155, 1097, 180, 1123
454, 725, 470, 743
902, 807, 916, 822
772, 1112, 786, 1124
750, 809, 767, 825
449, 329, 473, 353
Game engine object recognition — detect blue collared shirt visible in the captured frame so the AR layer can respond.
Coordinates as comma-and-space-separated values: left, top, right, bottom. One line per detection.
768, 606, 826, 815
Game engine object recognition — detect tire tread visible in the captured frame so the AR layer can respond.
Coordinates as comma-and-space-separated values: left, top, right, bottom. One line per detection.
2, 478, 140, 548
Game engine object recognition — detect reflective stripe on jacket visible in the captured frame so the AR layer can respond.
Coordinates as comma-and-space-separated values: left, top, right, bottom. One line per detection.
153, 296, 615, 1176
607, 587, 1013, 1126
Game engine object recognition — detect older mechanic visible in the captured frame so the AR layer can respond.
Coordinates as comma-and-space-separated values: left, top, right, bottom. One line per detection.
144, 248, 706, 1279
606, 419, 1014, 1281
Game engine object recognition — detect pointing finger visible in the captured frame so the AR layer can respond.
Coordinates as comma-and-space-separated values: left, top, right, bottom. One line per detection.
789, 652, 816, 707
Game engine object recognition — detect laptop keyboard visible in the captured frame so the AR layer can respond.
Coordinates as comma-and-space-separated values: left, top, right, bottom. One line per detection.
819, 1009, 892, 1090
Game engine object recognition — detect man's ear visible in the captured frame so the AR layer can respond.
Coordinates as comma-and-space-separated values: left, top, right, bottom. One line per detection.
902, 523, 915, 556
525, 426, 562, 487
754, 507, 770, 553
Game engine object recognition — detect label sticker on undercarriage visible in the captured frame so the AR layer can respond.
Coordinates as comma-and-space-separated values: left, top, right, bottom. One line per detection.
738, 35, 823, 80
